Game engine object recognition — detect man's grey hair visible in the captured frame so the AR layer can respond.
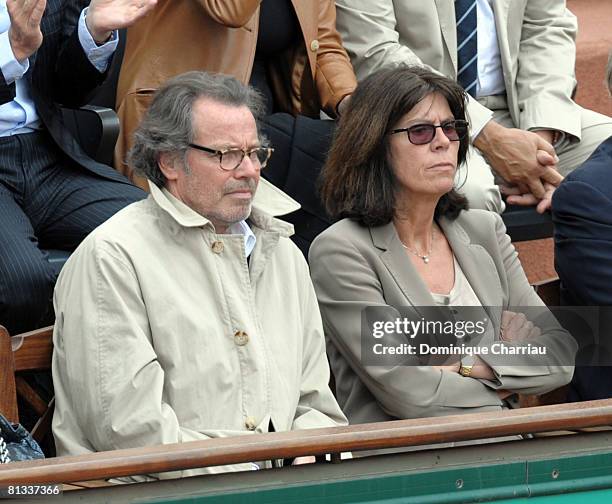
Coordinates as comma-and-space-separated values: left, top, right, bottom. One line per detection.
129, 71, 265, 187
607, 50, 612, 95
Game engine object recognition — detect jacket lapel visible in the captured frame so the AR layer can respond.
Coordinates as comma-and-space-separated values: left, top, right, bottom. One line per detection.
370, 223, 437, 316
370, 216, 504, 313
439, 217, 503, 308
491, 0, 514, 63
435, 0, 458, 70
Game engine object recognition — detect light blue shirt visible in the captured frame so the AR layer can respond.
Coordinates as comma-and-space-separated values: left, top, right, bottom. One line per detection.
228, 220, 257, 258
0, 3, 118, 136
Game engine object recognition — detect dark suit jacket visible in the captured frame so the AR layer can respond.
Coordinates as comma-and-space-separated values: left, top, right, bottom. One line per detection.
0, 0, 128, 183
553, 136, 612, 400
553, 137, 612, 305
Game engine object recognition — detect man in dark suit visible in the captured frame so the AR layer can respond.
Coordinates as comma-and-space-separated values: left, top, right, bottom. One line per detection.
0, 0, 155, 334
552, 52, 612, 400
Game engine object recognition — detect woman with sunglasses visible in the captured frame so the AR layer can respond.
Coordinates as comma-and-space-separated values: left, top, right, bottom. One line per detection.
309, 66, 575, 427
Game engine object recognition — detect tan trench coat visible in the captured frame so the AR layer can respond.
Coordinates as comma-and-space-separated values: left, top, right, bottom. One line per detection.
115, 0, 357, 187
52, 183, 346, 479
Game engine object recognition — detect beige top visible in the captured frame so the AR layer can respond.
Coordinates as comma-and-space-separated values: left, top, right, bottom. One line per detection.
430, 257, 482, 308
52, 183, 346, 480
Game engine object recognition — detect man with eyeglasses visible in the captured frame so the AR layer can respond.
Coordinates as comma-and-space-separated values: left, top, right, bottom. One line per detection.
51, 71, 347, 479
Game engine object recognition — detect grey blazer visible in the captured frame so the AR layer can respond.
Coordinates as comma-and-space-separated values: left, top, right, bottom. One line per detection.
309, 209, 575, 424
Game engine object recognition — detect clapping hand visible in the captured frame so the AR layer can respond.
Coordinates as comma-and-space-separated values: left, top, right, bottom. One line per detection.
7, 0, 47, 61
86, 0, 157, 44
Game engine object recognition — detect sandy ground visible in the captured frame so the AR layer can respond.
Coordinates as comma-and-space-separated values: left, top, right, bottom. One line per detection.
570, 0, 612, 116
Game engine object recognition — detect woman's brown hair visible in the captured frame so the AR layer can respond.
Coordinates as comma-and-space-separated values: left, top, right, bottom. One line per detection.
320, 66, 470, 226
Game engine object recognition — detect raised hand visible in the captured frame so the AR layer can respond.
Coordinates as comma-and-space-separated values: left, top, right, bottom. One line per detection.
7, 0, 47, 61
86, 0, 157, 44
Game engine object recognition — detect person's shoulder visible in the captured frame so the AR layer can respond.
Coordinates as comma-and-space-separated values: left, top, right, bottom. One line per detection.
449, 209, 503, 247
553, 137, 612, 212
453, 208, 499, 230
312, 218, 369, 247
564, 137, 612, 186
72, 198, 156, 259
309, 218, 377, 267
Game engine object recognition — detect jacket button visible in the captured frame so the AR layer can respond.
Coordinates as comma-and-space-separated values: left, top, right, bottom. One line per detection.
245, 416, 257, 431
211, 241, 224, 254
310, 39, 319, 52
234, 330, 249, 346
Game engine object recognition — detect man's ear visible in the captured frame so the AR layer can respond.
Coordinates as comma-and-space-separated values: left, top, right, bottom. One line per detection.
159, 153, 180, 181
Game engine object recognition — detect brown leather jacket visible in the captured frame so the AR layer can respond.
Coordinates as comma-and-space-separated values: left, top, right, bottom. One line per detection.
115, 0, 357, 186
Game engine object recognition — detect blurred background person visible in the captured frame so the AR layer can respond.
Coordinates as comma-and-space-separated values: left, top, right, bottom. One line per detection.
310, 67, 575, 426
115, 0, 357, 254
0, 0, 155, 335
553, 51, 612, 401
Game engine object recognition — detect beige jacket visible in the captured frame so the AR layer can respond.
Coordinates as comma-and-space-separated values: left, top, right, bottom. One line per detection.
309, 210, 576, 425
335, 0, 579, 140
52, 183, 346, 479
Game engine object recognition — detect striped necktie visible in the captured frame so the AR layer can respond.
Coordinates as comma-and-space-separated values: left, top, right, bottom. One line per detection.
455, 0, 478, 97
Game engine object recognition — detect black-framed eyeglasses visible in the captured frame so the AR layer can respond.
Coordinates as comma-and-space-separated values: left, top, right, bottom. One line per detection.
389, 120, 469, 145
188, 143, 274, 171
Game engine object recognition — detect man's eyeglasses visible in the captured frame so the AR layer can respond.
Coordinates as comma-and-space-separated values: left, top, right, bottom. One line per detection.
188, 143, 274, 171
389, 120, 469, 145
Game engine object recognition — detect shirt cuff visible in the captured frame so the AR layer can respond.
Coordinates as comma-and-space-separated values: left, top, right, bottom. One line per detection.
529, 128, 567, 149
470, 116, 490, 140
78, 7, 118, 73
0, 31, 29, 84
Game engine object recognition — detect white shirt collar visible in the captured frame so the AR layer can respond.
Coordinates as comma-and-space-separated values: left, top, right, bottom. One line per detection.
227, 220, 257, 258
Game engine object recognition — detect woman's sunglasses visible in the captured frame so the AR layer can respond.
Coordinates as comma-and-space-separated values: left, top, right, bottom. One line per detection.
389, 120, 469, 145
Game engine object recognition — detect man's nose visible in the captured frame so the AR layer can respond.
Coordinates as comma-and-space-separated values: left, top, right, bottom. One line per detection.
234, 152, 260, 177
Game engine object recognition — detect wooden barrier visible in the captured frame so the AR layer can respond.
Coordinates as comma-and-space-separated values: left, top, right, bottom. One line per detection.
1, 399, 611, 486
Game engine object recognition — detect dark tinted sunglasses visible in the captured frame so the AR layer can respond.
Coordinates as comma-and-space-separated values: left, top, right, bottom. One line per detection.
389, 120, 469, 145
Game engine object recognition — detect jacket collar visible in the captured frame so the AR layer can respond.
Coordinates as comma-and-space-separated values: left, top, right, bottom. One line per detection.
149, 181, 294, 237
369, 212, 502, 312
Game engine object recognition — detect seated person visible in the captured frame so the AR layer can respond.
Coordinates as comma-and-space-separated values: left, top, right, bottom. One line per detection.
309, 67, 576, 426
114, 0, 358, 254
0, 0, 155, 334
552, 52, 612, 400
335, 0, 612, 213
52, 72, 346, 479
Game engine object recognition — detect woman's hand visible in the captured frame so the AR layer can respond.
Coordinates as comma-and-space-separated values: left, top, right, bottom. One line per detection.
500, 310, 541, 342
432, 362, 461, 373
